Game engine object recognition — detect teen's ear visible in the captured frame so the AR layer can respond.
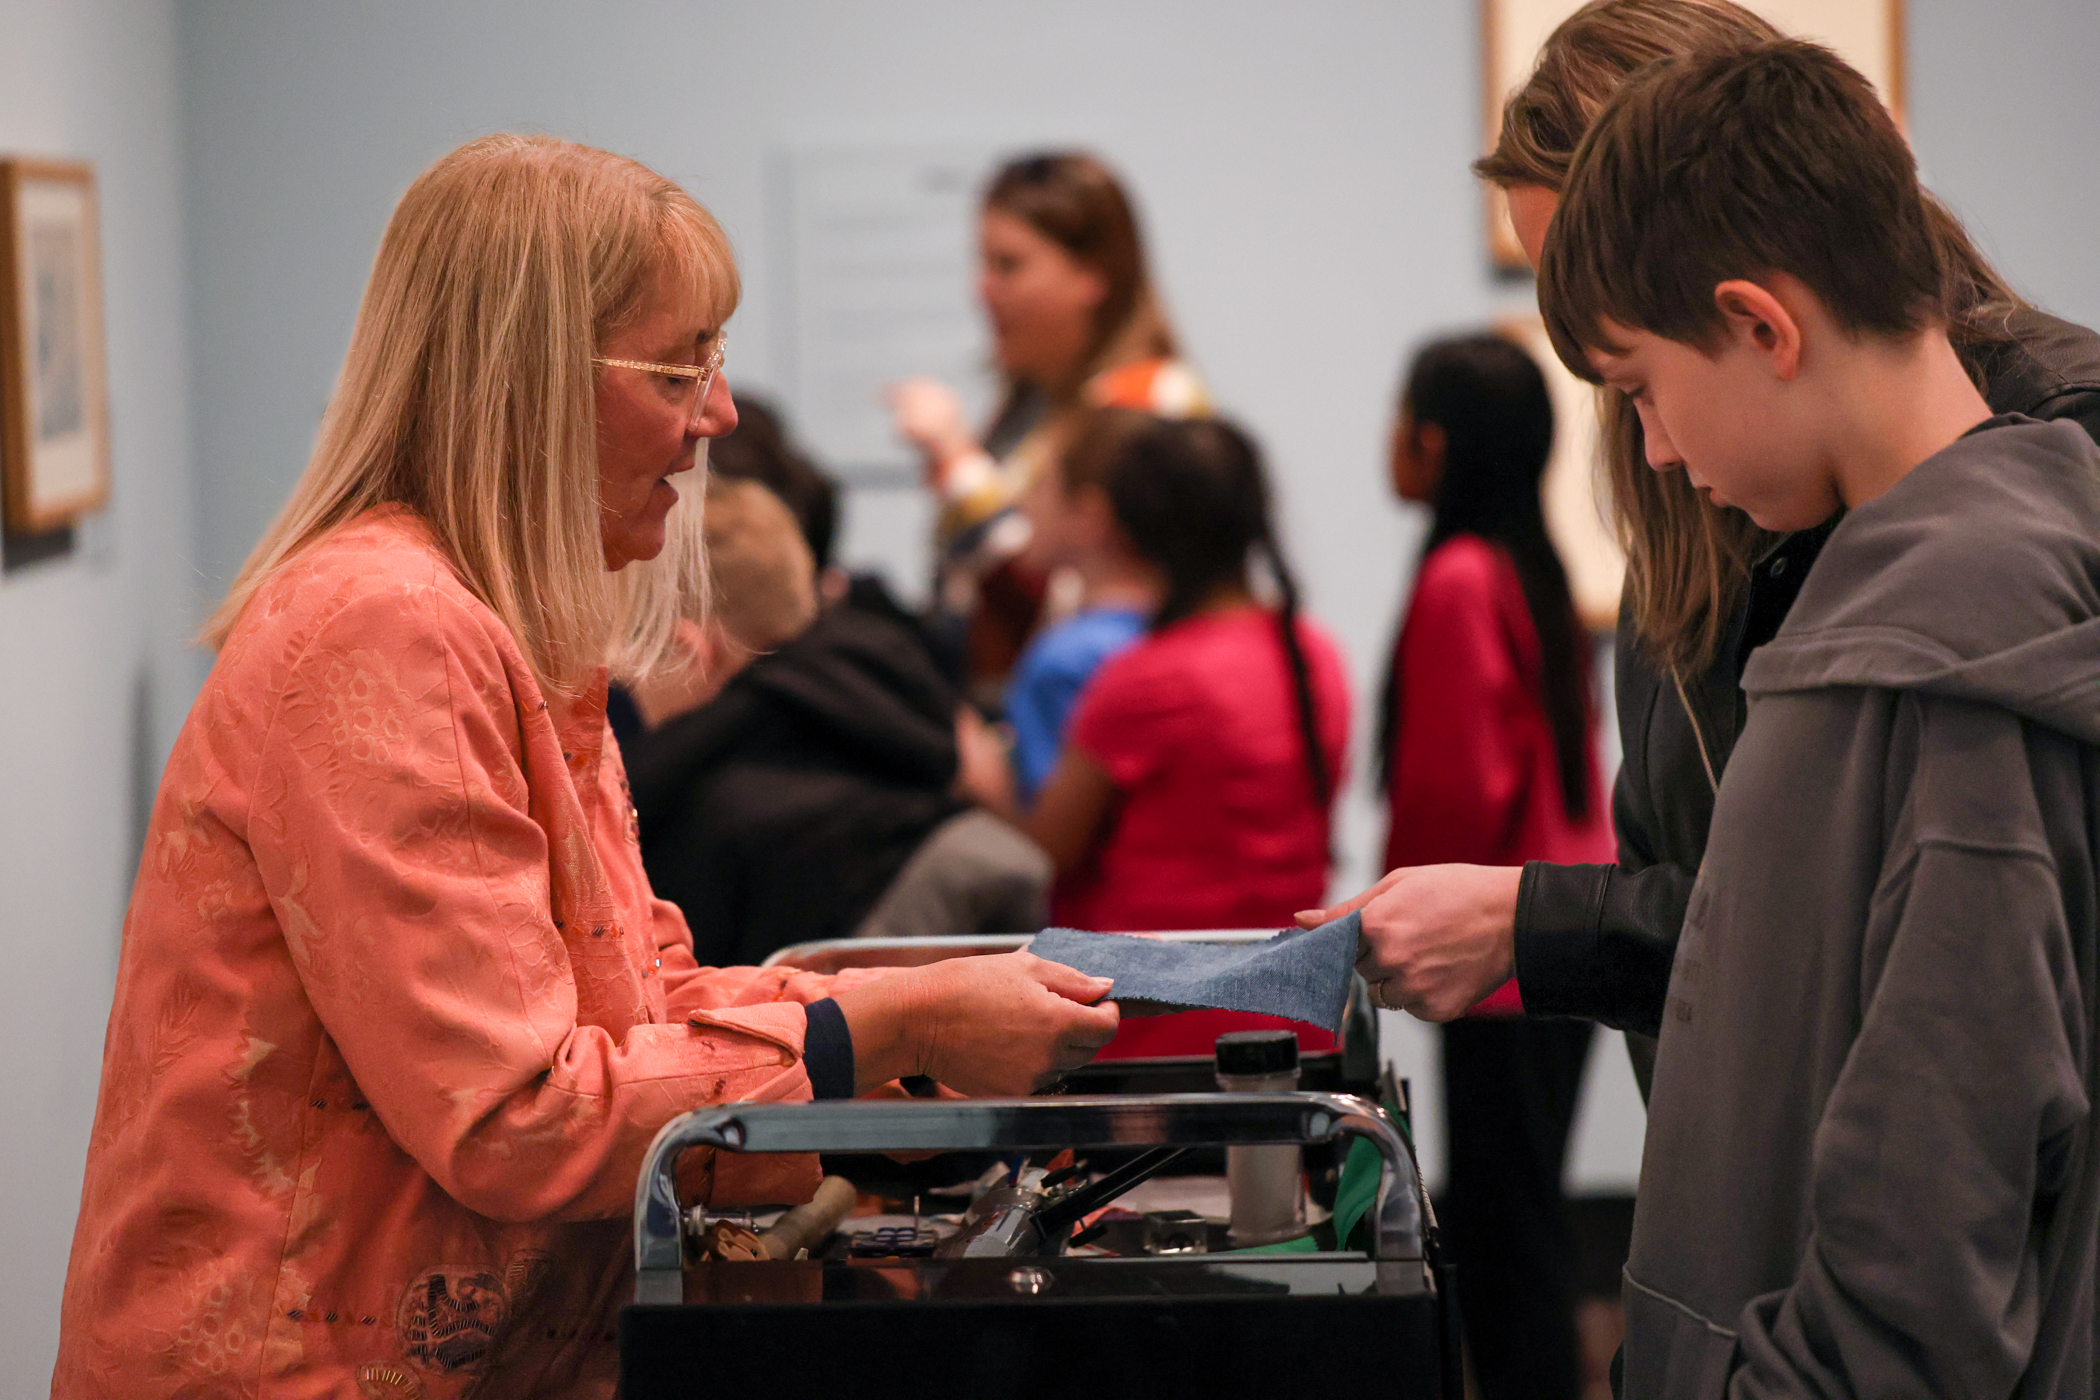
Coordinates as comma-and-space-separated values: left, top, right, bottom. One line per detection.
1713, 279, 1802, 380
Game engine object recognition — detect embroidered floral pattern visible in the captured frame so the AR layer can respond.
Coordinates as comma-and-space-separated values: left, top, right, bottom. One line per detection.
398, 1268, 506, 1375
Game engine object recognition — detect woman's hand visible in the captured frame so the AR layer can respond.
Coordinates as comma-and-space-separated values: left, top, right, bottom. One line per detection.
1295, 864, 1522, 1022
832, 951, 1120, 1096
886, 377, 977, 485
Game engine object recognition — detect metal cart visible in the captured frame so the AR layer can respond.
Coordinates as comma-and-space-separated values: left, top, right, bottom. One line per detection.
621, 1093, 1457, 1398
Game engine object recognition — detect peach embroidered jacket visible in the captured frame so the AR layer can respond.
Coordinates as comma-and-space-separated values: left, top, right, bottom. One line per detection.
55, 508, 842, 1398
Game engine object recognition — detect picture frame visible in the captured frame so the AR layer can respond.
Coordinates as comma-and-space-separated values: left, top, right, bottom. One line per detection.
1482, 0, 1907, 271
0, 157, 110, 534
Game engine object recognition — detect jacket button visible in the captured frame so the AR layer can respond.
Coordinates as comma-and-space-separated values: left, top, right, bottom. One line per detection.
1771, 557, 1789, 577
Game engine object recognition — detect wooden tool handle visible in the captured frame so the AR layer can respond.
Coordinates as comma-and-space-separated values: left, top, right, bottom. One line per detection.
755, 1175, 858, 1261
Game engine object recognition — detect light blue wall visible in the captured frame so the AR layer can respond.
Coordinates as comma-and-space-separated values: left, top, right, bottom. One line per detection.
0, 0, 200, 1388
1910, 0, 2100, 328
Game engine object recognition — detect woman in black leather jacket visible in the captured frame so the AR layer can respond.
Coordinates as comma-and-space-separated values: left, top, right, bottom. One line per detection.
1304, 0, 2100, 1091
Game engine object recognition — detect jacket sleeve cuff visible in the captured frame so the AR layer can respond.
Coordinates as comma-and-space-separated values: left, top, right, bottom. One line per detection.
1511, 860, 1614, 1020
801, 998, 856, 1100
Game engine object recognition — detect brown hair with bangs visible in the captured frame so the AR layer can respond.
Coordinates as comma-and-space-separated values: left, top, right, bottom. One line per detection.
1539, 41, 1942, 382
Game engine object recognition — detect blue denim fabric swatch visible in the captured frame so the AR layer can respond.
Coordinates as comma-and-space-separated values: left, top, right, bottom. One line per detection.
1027, 913, 1361, 1034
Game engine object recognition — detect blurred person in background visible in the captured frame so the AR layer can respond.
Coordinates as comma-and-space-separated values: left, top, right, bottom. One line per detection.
962, 412, 1349, 1056
54, 135, 1117, 1399
889, 151, 1206, 705
622, 475, 1051, 965
998, 409, 1162, 808
1380, 333, 1613, 1400
703, 390, 948, 675
1019, 414, 1346, 935
707, 392, 842, 596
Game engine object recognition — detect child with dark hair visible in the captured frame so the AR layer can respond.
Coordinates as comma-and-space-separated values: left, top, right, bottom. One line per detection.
1017, 414, 1349, 937
1539, 40, 2100, 1394
1381, 333, 1613, 1400
1001, 410, 1159, 805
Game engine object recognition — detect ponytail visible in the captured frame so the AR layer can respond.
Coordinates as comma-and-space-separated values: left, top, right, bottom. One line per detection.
1260, 530, 1334, 815
1095, 412, 1333, 822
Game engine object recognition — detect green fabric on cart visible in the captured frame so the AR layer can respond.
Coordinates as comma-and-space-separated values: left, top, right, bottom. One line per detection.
1227, 1135, 1388, 1255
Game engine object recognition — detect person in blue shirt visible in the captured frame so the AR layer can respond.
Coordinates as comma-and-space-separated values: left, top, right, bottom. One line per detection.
1002, 411, 1161, 803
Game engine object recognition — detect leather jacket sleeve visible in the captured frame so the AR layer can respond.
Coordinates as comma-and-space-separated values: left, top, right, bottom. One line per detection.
1509, 618, 1690, 1037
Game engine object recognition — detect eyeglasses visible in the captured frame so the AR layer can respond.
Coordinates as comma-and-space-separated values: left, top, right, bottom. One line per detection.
593, 333, 727, 427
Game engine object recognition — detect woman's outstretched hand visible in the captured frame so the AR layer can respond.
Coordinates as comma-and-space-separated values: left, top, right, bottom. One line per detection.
1295, 864, 1522, 1022
833, 951, 1121, 1096
885, 377, 976, 486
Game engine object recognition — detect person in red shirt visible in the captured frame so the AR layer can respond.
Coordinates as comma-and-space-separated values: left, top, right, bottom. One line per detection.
968, 412, 1348, 1056
1382, 333, 1613, 1400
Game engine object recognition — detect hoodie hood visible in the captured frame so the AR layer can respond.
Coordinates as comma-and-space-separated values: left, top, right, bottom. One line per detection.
625, 605, 958, 824
1742, 416, 2100, 744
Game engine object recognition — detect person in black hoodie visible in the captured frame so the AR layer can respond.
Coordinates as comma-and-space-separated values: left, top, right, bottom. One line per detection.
621, 477, 1048, 968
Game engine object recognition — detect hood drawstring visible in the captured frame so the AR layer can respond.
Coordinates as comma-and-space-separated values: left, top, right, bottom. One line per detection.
1672, 669, 1720, 797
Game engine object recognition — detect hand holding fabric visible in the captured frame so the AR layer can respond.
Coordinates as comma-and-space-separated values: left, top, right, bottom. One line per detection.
833, 951, 1120, 1096
1298, 864, 1520, 1021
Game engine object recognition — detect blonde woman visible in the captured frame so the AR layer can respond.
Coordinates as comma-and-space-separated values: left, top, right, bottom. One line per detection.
53, 135, 1118, 1399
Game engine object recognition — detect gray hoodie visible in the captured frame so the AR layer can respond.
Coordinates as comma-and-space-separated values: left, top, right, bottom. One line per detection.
1624, 416, 2100, 1398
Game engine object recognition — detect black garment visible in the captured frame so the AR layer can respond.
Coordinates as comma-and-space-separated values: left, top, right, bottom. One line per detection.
1513, 306, 2100, 1039
621, 605, 966, 968
1440, 1018, 1597, 1400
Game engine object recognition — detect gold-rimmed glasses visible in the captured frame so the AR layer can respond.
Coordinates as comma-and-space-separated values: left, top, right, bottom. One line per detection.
593, 333, 726, 427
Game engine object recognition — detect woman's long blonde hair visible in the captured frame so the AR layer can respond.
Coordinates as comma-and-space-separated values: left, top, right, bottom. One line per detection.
203, 133, 736, 694
1479, 0, 2021, 675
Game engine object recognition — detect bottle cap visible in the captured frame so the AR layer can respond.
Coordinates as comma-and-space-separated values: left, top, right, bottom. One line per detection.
1214, 1029, 1300, 1076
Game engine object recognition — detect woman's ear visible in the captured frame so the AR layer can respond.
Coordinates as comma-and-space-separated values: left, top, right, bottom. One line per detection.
1713, 278, 1803, 380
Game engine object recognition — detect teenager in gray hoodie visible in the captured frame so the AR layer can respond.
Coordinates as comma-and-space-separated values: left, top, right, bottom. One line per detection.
1537, 41, 2100, 1397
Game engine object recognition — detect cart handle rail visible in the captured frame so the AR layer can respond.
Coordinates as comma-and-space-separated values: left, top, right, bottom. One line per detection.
633, 1092, 1427, 1303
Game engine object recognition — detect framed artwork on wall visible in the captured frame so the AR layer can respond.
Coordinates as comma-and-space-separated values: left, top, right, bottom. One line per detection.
1481, 0, 1906, 270
0, 158, 110, 535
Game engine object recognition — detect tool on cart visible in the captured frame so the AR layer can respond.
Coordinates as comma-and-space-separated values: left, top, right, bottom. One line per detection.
694, 1174, 856, 1262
